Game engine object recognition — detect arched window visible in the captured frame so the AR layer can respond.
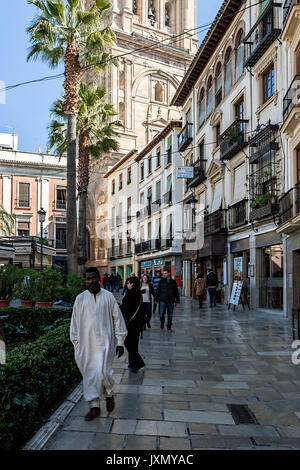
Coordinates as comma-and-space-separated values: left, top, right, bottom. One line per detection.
207, 77, 213, 118
155, 82, 164, 102
215, 63, 222, 107
224, 48, 233, 96
235, 31, 244, 82
199, 88, 205, 127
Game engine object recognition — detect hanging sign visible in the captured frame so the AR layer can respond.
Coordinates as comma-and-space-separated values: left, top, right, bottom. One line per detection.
176, 167, 194, 179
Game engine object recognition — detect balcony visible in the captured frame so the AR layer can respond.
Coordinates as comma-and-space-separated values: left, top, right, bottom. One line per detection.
248, 123, 279, 164
188, 161, 206, 188
53, 200, 66, 210
152, 238, 161, 250
55, 239, 67, 250
220, 119, 248, 161
282, 75, 300, 135
151, 199, 161, 214
178, 123, 193, 152
277, 182, 300, 234
229, 200, 248, 229
243, 3, 281, 68
250, 201, 279, 221
135, 240, 152, 254
204, 209, 227, 236
162, 190, 172, 205
282, 0, 300, 39
137, 204, 152, 220
161, 238, 173, 249
15, 198, 31, 209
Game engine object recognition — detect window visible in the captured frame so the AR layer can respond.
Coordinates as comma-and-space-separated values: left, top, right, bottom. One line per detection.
235, 31, 244, 82
199, 141, 205, 161
215, 64, 222, 107
55, 222, 66, 249
166, 135, 172, 164
235, 98, 245, 132
148, 155, 152, 175
111, 207, 115, 229
127, 167, 131, 185
127, 197, 132, 221
207, 77, 213, 118
119, 173, 123, 190
119, 102, 125, 124
140, 162, 144, 181
148, 221, 152, 241
112, 180, 115, 195
133, 0, 138, 15
18, 182, 30, 208
165, 2, 170, 26
156, 181, 161, 200
17, 220, 30, 237
259, 0, 270, 15
156, 148, 161, 167
215, 124, 221, 148
147, 187, 152, 205
56, 186, 66, 210
262, 65, 274, 103
199, 88, 205, 127
224, 49, 233, 96
154, 82, 164, 102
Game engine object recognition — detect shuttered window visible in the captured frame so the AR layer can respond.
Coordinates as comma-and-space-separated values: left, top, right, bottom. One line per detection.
233, 164, 246, 203
18, 182, 30, 207
17, 221, 30, 236
211, 180, 222, 212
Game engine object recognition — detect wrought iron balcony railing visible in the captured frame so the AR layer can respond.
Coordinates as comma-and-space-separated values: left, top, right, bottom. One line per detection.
53, 200, 66, 210
188, 160, 206, 188
283, 0, 300, 24
162, 190, 172, 205
248, 123, 279, 164
283, 75, 300, 121
178, 123, 193, 152
220, 119, 248, 161
204, 209, 227, 236
135, 240, 152, 254
55, 239, 67, 249
15, 198, 31, 209
151, 199, 161, 214
228, 200, 248, 229
243, 3, 281, 68
278, 182, 300, 225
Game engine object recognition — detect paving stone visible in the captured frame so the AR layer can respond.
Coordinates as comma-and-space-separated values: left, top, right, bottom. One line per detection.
160, 437, 191, 450
187, 423, 218, 435
111, 419, 137, 434
253, 437, 300, 449
134, 420, 188, 437
248, 404, 300, 426
143, 378, 196, 388
46, 430, 95, 450
164, 409, 234, 425
125, 435, 157, 450
267, 400, 300, 413
63, 416, 113, 433
189, 402, 228, 412
165, 401, 189, 410
277, 426, 300, 438
190, 435, 254, 449
89, 433, 125, 450
217, 425, 280, 437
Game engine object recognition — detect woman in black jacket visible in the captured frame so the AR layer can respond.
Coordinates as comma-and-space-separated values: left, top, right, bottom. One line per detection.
119, 276, 145, 373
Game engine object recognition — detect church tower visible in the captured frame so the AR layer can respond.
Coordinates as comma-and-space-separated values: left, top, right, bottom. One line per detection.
85, 0, 197, 273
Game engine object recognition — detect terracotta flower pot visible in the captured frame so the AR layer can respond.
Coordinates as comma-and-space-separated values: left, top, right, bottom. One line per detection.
36, 301, 53, 308
20, 300, 36, 308
0, 299, 10, 308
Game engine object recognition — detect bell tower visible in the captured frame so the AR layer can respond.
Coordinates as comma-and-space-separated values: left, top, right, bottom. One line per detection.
85, 0, 197, 273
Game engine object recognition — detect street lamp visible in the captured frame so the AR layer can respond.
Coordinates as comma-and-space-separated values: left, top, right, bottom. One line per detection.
189, 195, 198, 232
38, 208, 46, 270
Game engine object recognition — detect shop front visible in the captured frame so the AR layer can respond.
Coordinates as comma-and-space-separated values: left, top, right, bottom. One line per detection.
230, 237, 251, 306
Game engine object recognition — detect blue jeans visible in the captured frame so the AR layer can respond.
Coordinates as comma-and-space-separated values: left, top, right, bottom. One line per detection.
159, 301, 174, 328
208, 288, 217, 307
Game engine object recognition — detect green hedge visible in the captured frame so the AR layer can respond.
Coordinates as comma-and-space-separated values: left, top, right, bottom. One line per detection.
0, 307, 73, 348
0, 321, 81, 450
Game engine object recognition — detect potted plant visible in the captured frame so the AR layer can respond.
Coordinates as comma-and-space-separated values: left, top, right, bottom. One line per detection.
13, 268, 38, 307
0, 264, 19, 307
34, 268, 63, 308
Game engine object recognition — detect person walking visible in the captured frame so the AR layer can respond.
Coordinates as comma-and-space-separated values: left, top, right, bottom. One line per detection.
141, 274, 155, 328
122, 272, 136, 295
206, 269, 218, 308
152, 270, 162, 314
194, 273, 206, 309
119, 276, 145, 373
109, 273, 116, 293
115, 273, 122, 293
155, 268, 180, 331
70, 267, 127, 421
103, 273, 110, 290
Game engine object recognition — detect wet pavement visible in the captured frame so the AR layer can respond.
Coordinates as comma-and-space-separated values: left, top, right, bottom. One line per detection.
39, 296, 300, 450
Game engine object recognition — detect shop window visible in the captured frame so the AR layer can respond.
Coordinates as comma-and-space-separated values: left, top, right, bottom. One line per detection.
259, 244, 283, 310
262, 65, 274, 103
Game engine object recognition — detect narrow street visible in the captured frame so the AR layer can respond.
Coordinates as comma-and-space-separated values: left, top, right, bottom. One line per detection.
38, 296, 300, 450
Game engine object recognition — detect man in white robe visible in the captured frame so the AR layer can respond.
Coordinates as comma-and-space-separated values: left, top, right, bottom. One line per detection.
70, 267, 127, 420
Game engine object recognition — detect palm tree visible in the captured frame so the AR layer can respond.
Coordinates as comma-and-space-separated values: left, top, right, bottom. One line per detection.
48, 82, 121, 274
27, 0, 116, 273
0, 206, 14, 236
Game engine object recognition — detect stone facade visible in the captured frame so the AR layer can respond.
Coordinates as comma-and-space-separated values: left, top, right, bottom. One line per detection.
85, 0, 197, 273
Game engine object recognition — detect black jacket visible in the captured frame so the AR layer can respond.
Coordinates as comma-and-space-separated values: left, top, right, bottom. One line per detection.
119, 289, 144, 331
206, 271, 218, 288
155, 277, 180, 304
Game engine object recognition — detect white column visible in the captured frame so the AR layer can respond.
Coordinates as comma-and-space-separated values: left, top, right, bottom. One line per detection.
123, 0, 131, 10
41, 179, 50, 237
2, 176, 11, 214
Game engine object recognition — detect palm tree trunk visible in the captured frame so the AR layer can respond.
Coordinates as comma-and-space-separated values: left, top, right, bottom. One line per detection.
64, 41, 81, 274
67, 114, 78, 274
77, 130, 90, 275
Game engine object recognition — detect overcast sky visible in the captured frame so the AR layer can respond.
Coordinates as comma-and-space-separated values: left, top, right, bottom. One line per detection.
0, 0, 224, 153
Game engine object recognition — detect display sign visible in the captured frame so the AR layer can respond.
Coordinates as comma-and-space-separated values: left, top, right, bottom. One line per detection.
176, 167, 194, 179
141, 261, 152, 268
153, 259, 163, 266
229, 281, 243, 306
234, 257, 243, 280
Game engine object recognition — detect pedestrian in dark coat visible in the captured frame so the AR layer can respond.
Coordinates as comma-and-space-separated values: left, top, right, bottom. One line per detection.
119, 276, 145, 373
205, 269, 218, 307
155, 268, 180, 331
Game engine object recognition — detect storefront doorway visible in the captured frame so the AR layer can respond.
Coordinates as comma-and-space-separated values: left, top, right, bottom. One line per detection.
259, 244, 283, 310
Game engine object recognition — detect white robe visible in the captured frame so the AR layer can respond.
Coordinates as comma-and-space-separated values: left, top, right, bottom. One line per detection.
70, 288, 127, 402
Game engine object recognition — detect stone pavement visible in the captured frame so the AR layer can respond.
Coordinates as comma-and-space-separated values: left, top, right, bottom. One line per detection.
35, 296, 300, 450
